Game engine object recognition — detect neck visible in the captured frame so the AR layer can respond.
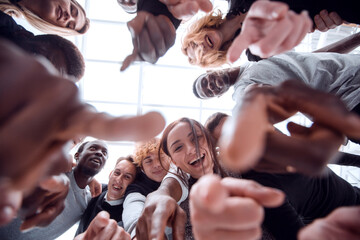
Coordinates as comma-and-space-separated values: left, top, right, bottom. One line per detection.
74, 167, 93, 189
219, 13, 247, 43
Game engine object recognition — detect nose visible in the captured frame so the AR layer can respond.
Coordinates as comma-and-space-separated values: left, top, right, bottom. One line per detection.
94, 151, 104, 158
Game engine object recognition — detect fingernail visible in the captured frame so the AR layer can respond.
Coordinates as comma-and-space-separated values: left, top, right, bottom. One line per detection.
301, 10, 309, 17
0, 206, 15, 222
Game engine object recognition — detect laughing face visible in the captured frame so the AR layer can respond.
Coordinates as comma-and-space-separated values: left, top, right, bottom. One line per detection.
107, 160, 136, 201
75, 140, 108, 176
167, 121, 214, 179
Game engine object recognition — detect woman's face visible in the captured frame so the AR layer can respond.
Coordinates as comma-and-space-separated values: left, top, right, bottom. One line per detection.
187, 29, 223, 63
142, 152, 169, 183
167, 122, 214, 179
28, 0, 86, 31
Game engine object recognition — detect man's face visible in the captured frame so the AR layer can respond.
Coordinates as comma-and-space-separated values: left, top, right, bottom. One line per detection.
107, 160, 136, 201
195, 71, 231, 99
76, 140, 108, 176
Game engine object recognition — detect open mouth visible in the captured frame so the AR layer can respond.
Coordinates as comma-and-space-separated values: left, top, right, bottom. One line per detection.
189, 153, 205, 166
112, 185, 122, 191
90, 158, 102, 166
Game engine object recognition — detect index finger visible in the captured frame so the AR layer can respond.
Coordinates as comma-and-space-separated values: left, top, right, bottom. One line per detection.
58, 108, 166, 142
227, 32, 253, 63
221, 178, 285, 207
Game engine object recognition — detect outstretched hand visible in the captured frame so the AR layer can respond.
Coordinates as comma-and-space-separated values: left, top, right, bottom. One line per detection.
220, 80, 359, 175
0, 40, 166, 225
160, 0, 212, 20
298, 207, 360, 240
121, 11, 176, 71
190, 174, 284, 240
75, 211, 131, 240
227, 0, 312, 63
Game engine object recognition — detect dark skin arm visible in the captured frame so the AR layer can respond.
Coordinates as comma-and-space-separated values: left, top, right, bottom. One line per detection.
313, 32, 360, 54
0, 39, 165, 226
220, 80, 360, 175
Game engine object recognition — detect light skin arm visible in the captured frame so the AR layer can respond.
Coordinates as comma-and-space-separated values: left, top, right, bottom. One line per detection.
135, 177, 186, 240
190, 174, 284, 240
227, 0, 312, 62
298, 207, 360, 240
74, 211, 131, 240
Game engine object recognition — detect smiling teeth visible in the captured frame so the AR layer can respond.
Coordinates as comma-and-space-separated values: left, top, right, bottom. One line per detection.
189, 154, 205, 165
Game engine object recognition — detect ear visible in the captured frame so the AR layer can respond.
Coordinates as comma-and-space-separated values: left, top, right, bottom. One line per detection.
109, 170, 113, 179
74, 152, 79, 161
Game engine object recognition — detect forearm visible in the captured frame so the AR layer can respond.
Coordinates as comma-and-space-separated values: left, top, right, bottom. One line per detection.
313, 32, 360, 54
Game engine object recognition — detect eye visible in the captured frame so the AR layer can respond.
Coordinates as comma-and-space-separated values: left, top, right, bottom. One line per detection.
125, 175, 132, 180
205, 35, 213, 48
71, 4, 78, 17
89, 146, 96, 151
102, 151, 107, 156
174, 145, 182, 152
114, 171, 120, 176
66, 21, 75, 30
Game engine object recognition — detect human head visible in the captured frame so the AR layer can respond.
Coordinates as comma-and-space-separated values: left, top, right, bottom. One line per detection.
204, 112, 229, 144
193, 70, 232, 99
0, 0, 90, 35
107, 156, 137, 201
133, 138, 170, 182
31, 34, 85, 80
160, 118, 225, 180
74, 140, 108, 176
182, 10, 230, 68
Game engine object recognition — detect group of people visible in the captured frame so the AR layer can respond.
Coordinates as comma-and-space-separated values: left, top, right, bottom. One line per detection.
1, 0, 360, 240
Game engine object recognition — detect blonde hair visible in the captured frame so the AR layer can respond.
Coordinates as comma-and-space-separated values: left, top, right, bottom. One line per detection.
0, 0, 90, 36
182, 10, 229, 68
134, 138, 162, 169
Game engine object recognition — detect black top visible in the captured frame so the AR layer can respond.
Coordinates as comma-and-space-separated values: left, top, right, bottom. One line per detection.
75, 185, 124, 236
243, 167, 360, 240
125, 171, 161, 198
137, 0, 181, 29
0, 10, 33, 41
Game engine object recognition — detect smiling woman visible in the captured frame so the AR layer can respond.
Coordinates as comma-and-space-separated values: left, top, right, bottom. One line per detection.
0, 0, 89, 35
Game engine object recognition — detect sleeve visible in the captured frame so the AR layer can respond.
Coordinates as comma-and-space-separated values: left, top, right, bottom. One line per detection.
122, 192, 147, 239
335, 152, 360, 168
137, 0, 181, 28
263, 199, 305, 240
162, 163, 189, 204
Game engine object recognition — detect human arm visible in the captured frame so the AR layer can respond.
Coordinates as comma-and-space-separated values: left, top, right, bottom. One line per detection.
88, 178, 102, 198
227, 1, 312, 63
313, 32, 360, 54
190, 174, 284, 240
122, 192, 146, 239
121, 0, 213, 71
220, 80, 360, 175
298, 206, 360, 240
135, 177, 186, 240
0, 39, 165, 225
74, 211, 131, 240
17, 174, 69, 230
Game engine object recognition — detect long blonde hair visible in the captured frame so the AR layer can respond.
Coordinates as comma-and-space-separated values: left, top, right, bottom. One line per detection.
0, 0, 89, 36
181, 10, 228, 68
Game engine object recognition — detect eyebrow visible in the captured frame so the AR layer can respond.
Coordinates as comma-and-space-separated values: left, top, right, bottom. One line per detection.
89, 144, 108, 152
170, 131, 193, 149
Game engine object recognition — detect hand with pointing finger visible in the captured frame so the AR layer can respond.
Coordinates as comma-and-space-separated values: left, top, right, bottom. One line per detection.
227, 1, 312, 63
0, 39, 166, 225
121, 11, 176, 71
